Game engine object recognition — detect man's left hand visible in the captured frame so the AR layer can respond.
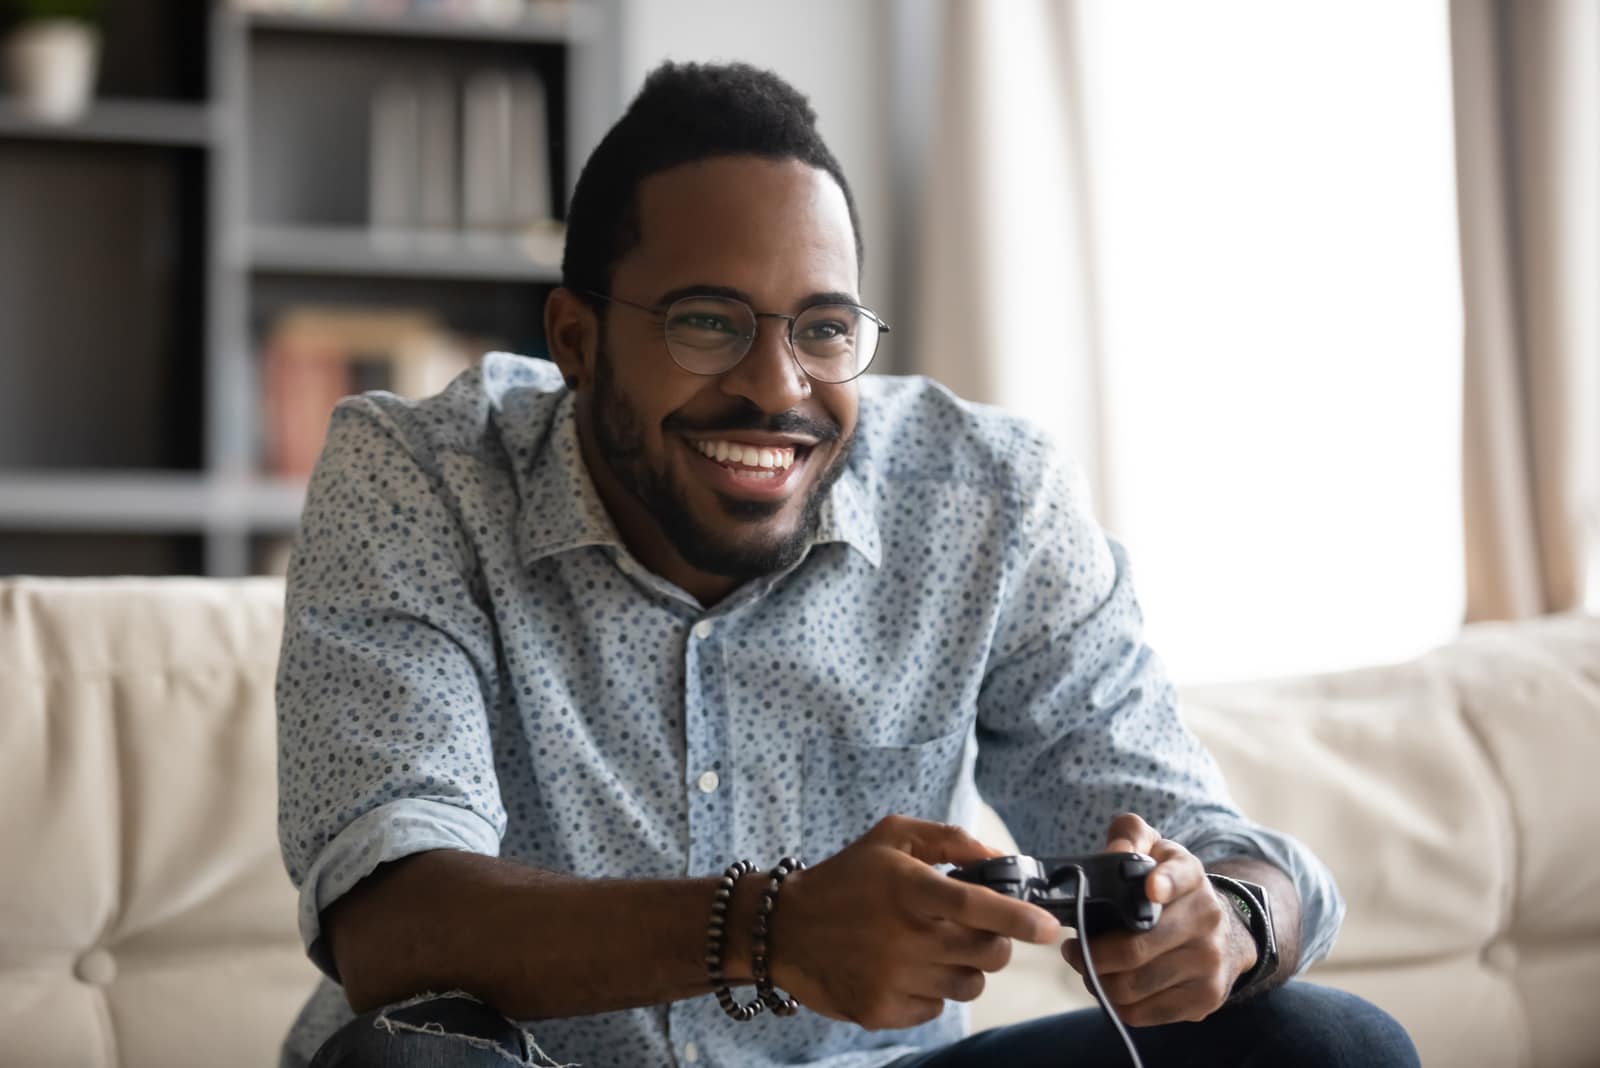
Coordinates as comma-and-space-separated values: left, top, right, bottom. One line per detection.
1059, 812, 1256, 1027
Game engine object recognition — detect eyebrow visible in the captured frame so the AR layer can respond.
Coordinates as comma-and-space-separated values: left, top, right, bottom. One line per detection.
651, 284, 862, 310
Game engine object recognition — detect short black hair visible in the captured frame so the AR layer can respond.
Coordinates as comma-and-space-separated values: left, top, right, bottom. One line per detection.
561, 61, 863, 302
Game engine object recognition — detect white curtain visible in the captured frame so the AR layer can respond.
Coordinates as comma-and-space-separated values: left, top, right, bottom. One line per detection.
910, 0, 1110, 522
1451, 0, 1600, 621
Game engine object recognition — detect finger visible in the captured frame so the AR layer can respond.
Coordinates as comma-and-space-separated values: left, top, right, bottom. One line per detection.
1103, 812, 1160, 855
1117, 976, 1230, 1028
903, 964, 988, 1003
1059, 919, 1189, 977
870, 814, 1006, 866
903, 868, 1060, 944
856, 995, 947, 1032
929, 921, 1013, 973
901, 995, 949, 1029
1146, 838, 1205, 905
1096, 943, 1210, 1006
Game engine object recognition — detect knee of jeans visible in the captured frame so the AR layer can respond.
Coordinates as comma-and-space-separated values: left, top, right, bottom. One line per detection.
311, 991, 576, 1068
1243, 984, 1421, 1068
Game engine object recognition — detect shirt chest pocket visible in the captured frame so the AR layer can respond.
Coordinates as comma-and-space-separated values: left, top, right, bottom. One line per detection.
801, 724, 969, 864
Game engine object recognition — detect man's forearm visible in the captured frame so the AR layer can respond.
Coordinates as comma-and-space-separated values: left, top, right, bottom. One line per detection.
325, 849, 766, 1017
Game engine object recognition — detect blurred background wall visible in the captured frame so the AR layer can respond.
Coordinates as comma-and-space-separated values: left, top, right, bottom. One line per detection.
0, 0, 1593, 687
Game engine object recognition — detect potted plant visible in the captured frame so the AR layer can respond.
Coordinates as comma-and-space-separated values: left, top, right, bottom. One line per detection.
2, 0, 103, 123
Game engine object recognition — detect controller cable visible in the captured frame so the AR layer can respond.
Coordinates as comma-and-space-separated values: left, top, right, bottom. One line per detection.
1056, 864, 1144, 1068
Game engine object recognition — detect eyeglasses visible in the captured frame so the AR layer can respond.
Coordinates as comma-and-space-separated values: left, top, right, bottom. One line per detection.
582, 288, 889, 384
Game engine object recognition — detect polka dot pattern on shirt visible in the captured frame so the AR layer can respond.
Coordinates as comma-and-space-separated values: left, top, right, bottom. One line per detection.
276, 353, 1343, 1068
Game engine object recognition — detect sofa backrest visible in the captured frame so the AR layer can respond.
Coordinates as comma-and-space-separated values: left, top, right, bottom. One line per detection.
1184, 615, 1600, 1068
969, 611, 1600, 1068
4, 576, 1597, 1068
0, 578, 317, 1068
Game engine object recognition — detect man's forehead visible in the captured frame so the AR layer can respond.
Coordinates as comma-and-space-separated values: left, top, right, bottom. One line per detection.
623, 155, 859, 298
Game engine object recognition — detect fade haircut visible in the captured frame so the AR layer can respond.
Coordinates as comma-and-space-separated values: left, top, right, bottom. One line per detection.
561, 61, 863, 302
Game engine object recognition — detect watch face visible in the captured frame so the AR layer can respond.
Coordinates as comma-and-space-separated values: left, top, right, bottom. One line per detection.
1239, 882, 1275, 944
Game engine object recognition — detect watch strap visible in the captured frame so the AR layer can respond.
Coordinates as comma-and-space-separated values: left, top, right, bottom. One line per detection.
1206, 872, 1280, 1001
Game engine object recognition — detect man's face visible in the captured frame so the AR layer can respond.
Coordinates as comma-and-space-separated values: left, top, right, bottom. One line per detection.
582, 156, 862, 584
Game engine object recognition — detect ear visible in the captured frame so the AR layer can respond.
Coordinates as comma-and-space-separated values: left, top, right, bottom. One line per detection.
544, 287, 600, 391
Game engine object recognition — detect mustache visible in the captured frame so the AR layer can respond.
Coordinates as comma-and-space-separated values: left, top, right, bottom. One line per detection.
663, 402, 841, 443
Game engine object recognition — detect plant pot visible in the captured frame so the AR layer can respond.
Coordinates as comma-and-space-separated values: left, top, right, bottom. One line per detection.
3, 18, 101, 124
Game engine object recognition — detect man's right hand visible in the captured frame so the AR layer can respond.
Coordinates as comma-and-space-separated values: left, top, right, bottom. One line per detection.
768, 815, 1062, 1030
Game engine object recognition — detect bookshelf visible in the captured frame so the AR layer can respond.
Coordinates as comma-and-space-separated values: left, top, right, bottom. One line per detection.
248, 223, 562, 282
0, 98, 214, 146
0, 1, 621, 578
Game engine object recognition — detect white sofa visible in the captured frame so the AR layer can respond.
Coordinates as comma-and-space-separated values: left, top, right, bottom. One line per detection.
2, 576, 1597, 1067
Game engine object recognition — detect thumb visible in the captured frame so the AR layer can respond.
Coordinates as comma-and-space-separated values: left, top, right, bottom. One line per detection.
1104, 811, 1160, 855
867, 814, 1006, 866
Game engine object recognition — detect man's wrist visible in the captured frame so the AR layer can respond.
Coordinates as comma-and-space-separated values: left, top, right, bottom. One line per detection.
1206, 872, 1280, 1001
1211, 880, 1259, 978
716, 872, 766, 985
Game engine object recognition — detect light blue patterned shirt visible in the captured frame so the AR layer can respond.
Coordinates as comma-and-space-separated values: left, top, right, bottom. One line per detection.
277, 352, 1343, 1068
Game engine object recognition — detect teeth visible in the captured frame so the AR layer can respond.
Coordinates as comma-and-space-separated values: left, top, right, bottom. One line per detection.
692, 439, 796, 470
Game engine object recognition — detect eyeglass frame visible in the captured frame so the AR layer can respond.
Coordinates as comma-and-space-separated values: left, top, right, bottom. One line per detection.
578, 287, 890, 384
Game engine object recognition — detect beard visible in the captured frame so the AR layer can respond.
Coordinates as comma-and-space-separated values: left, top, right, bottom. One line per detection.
588, 343, 853, 582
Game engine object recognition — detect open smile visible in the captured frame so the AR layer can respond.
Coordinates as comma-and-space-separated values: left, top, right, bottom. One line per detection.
679, 434, 815, 502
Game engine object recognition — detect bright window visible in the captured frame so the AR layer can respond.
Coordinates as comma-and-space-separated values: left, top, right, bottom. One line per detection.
1075, 0, 1465, 685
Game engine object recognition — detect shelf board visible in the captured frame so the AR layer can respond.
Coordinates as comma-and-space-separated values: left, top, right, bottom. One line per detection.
242, 4, 586, 45
0, 471, 307, 533
248, 224, 562, 282
0, 98, 212, 147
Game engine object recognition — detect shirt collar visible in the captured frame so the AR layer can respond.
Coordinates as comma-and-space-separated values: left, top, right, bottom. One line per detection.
516, 391, 882, 571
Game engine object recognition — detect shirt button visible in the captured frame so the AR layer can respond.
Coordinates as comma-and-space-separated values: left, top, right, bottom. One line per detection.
697, 770, 720, 793
692, 620, 714, 640
683, 1041, 700, 1063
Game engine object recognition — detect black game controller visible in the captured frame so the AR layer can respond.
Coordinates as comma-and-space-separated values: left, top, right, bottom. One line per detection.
949, 853, 1161, 936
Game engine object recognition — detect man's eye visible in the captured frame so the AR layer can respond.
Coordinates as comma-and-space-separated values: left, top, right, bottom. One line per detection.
798, 319, 850, 341
674, 314, 737, 334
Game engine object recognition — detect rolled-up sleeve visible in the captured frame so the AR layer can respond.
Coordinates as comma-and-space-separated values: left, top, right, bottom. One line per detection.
275, 396, 507, 979
974, 451, 1344, 971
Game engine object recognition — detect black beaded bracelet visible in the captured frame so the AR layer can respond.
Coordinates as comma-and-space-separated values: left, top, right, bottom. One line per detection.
706, 859, 765, 1021
751, 855, 806, 1016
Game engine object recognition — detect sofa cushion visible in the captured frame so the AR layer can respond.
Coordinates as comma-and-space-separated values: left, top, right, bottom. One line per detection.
0, 577, 317, 1067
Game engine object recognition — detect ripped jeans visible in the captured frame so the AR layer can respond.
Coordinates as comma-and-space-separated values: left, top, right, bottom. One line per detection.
307, 983, 1419, 1068
307, 991, 571, 1068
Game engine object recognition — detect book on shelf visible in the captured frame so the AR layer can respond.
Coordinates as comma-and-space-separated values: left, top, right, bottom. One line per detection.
260, 306, 492, 478
369, 79, 420, 230
370, 65, 557, 261
370, 75, 459, 231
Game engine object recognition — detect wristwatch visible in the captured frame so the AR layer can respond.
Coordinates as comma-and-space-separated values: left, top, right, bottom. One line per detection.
1206, 873, 1280, 1001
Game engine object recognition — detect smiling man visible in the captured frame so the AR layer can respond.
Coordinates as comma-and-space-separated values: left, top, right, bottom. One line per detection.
566, 152, 868, 602
276, 63, 1418, 1068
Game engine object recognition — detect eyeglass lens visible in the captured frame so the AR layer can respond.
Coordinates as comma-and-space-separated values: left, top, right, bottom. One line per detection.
662, 296, 879, 383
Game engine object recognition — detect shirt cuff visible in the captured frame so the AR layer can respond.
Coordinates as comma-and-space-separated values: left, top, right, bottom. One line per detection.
294, 797, 502, 981
1182, 825, 1347, 975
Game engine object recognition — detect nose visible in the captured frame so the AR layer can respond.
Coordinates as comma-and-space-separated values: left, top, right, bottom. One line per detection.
718, 315, 810, 414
